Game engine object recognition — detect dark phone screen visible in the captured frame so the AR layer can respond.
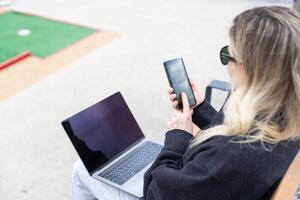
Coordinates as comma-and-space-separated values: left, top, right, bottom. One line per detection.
164, 58, 196, 108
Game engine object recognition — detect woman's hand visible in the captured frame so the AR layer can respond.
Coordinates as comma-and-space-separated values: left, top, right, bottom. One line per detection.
168, 79, 204, 110
167, 92, 194, 135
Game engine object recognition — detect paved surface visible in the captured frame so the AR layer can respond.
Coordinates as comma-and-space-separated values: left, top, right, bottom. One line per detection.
0, 0, 293, 199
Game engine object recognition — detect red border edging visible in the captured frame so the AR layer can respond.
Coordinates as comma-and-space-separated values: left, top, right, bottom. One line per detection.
0, 51, 31, 71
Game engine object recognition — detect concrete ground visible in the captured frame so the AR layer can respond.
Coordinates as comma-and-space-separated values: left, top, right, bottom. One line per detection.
0, 0, 293, 199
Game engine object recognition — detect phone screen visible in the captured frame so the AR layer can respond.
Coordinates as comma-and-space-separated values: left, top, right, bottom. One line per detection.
164, 58, 196, 109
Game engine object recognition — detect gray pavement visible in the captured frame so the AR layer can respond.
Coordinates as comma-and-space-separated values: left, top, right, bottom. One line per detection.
0, 0, 293, 199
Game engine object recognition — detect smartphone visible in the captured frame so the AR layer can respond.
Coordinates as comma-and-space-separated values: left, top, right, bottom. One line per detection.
163, 58, 196, 109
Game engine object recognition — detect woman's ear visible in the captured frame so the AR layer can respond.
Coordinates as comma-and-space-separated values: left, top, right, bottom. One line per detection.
228, 62, 247, 90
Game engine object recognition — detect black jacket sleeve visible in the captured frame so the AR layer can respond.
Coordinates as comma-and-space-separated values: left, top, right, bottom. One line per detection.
192, 100, 223, 129
143, 130, 230, 200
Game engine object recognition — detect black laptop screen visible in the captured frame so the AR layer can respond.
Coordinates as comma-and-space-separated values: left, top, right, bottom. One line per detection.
62, 92, 144, 173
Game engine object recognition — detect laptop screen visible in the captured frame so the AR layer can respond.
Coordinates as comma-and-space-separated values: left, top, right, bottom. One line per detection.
62, 92, 144, 174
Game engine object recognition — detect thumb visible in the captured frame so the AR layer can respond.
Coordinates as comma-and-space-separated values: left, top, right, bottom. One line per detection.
181, 92, 190, 114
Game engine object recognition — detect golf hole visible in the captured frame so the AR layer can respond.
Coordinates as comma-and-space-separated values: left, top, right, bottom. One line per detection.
17, 29, 32, 37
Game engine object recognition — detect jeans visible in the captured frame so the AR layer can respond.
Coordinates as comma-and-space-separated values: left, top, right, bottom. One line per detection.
71, 159, 140, 200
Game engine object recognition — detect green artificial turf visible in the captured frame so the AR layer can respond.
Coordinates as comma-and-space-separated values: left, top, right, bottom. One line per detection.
0, 48, 20, 63
0, 11, 97, 61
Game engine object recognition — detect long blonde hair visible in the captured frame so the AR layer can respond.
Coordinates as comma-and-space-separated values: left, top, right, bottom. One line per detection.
193, 6, 300, 145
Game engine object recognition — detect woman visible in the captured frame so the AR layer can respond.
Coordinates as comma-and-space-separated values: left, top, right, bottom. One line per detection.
72, 6, 300, 200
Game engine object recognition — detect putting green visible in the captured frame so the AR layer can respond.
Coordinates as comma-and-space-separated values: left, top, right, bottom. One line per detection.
0, 48, 20, 63
0, 11, 97, 60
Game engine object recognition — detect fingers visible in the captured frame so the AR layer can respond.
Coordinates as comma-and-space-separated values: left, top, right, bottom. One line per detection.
172, 101, 178, 108
168, 88, 178, 109
189, 109, 194, 116
181, 92, 189, 114
168, 87, 196, 111
169, 93, 176, 101
189, 79, 195, 86
189, 79, 196, 88
168, 88, 174, 94
189, 79, 200, 91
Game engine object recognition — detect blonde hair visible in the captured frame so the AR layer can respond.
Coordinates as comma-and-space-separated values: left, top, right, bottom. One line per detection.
193, 6, 300, 145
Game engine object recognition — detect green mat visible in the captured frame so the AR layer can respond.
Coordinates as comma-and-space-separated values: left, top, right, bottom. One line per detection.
0, 11, 97, 60
0, 48, 21, 63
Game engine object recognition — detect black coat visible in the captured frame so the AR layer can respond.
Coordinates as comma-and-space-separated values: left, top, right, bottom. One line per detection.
143, 100, 300, 200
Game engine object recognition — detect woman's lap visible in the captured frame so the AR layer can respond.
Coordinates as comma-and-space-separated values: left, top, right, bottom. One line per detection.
71, 159, 140, 200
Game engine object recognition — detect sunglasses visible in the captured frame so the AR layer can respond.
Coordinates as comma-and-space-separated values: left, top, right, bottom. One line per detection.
220, 45, 236, 65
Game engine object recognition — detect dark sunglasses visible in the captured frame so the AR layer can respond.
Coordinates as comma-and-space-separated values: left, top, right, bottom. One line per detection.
220, 45, 236, 65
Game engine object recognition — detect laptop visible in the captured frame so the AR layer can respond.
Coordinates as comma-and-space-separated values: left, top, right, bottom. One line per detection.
61, 92, 163, 198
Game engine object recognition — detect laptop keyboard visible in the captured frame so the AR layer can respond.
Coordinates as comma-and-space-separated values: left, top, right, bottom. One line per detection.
98, 141, 163, 185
